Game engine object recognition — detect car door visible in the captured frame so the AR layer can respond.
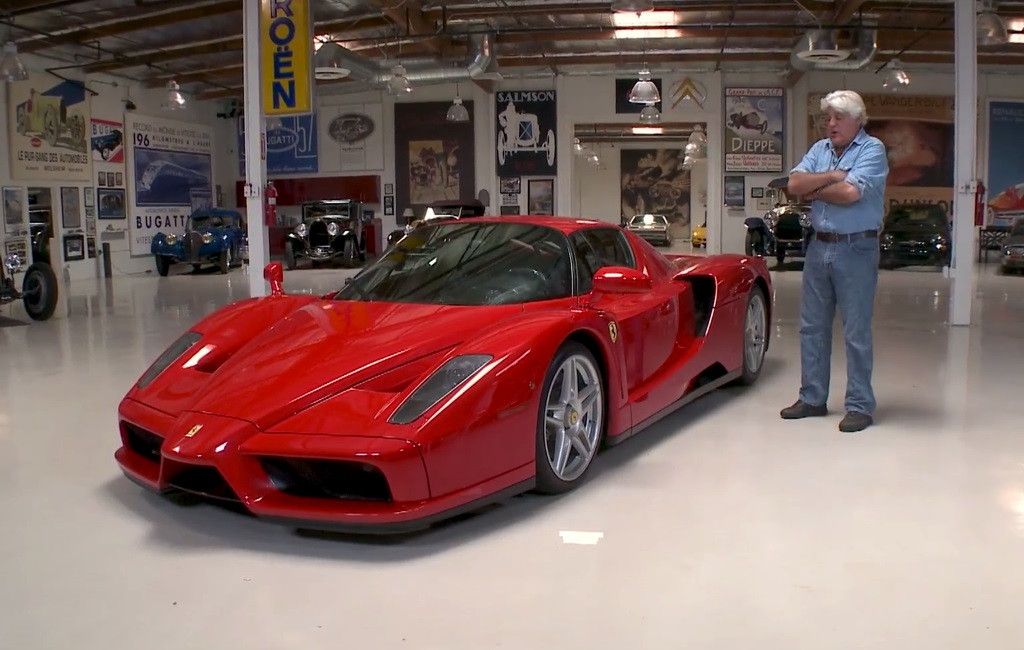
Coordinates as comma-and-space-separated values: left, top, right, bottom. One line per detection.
573, 228, 678, 388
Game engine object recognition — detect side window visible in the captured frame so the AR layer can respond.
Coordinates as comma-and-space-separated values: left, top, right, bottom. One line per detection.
583, 228, 635, 268
570, 228, 636, 294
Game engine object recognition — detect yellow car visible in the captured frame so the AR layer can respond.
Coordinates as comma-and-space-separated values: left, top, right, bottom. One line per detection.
691, 222, 707, 248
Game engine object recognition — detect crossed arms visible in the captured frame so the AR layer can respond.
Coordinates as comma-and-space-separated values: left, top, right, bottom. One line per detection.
788, 139, 889, 206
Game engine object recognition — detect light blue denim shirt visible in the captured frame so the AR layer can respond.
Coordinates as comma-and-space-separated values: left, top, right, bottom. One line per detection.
791, 128, 889, 234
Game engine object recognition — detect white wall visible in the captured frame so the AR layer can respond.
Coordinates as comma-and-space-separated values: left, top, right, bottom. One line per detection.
0, 53, 232, 281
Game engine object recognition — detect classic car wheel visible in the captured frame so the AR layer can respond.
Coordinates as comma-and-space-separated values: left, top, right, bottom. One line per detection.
21, 263, 58, 321
745, 231, 765, 256
284, 242, 297, 270
155, 255, 171, 277
219, 249, 230, 274
535, 342, 605, 494
737, 287, 768, 385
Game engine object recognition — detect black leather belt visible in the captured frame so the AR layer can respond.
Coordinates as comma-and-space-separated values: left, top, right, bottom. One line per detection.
815, 229, 877, 243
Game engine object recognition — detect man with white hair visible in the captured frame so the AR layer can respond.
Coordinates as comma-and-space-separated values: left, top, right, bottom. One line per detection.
780, 89, 889, 432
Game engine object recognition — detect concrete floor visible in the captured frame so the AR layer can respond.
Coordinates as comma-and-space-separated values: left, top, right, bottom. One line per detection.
2, 252, 1024, 649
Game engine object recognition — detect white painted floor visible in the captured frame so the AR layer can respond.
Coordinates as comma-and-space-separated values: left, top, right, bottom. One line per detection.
3, 253, 1024, 649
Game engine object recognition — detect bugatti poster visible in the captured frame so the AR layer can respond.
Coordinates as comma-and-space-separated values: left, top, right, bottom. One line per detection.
126, 114, 213, 256
6, 75, 91, 181
495, 90, 557, 176
237, 113, 318, 175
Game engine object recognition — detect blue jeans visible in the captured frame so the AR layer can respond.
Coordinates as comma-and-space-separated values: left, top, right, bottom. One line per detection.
798, 236, 879, 415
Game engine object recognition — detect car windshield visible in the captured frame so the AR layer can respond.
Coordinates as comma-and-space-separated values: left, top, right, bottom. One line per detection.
189, 215, 227, 230
888, 208, 945, 227
629, 214, 667, 226
336, 222, 573, 305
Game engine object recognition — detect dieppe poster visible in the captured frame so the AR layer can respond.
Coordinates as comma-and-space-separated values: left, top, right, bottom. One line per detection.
126, 114, 213, 256
724, 87, 784, 173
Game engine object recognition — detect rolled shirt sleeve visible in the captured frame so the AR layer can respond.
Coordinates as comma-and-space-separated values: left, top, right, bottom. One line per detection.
842, 138, 889, 198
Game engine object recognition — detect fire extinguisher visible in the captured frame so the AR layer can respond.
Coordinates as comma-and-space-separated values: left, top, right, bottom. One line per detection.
974, 180, 986, 227
264, 181, 278, 227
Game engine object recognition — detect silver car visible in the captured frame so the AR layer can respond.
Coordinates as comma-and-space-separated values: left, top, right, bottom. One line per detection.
626, 213, 673, 246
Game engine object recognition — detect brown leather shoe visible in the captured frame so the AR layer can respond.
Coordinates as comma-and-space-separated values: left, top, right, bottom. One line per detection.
780, 400, 828, 419
839, 411, 873, 432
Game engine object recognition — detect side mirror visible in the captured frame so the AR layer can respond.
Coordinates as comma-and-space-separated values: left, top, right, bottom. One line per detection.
263, 262, 284, 296
592, 266, 651, 295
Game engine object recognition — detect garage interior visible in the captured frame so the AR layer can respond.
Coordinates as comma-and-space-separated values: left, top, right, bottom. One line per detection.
2, 1, 1024, 648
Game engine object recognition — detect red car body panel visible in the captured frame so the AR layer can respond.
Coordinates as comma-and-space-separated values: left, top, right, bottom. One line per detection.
115, 216, 771, 532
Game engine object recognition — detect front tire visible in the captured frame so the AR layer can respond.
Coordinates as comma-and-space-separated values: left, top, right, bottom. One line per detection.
535, 342, 605, 494
219, 248, 230, 274
155, 254, 170, 276
737, 286, 769, 385
21, 263, 58, 321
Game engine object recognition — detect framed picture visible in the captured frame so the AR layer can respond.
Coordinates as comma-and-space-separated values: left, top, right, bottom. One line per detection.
97, 188, 126, 219
97, 172, 106, 187
527, 178, 554, 215
383, 195, 395, 216
384, 182, 394, 195
87, 236, 96, 259
750, 186, 764, 199
63, 233, 85, 261
60, 186, 82, 230
115, 172, 123, 187
724, 175, 745, 207
84, 186, 95, 207
500, 192, 519, 206
3, 186, 24, 234
499, 176, 521, 194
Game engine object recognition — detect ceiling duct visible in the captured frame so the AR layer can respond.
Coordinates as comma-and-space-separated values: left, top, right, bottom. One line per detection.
790, 26, 877, 70
314, 33, 499, 89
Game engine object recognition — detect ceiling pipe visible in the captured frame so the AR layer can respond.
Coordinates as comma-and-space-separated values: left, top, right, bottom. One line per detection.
315, 32, 497, 88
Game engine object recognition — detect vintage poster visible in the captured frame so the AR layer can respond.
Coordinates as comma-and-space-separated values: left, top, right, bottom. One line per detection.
238, 113, 318, 175
620, 149, 691, 228
394, 102, 475, 216
724, 87, 784, 173
6, 75, 91, 181
3, 186, 24, 234
318, 103, 383, 172
91, 118, 124, 163
808, 93, 954, 218
496, 90, 556, 176
125, 114, 213, 256
986, 100, 1024, 226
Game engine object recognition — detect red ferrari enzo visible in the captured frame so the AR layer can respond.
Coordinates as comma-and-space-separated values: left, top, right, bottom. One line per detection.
115, 217, 771, 532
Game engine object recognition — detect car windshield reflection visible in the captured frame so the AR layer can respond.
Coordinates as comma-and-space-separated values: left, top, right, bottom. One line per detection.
336, 222, 573, 306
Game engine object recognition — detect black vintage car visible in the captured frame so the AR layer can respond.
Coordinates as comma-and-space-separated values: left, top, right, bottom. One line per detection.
744, 177, 813, 266
285, 199, 366, 269
879, 205, 950, 270
1, 251, 58, 321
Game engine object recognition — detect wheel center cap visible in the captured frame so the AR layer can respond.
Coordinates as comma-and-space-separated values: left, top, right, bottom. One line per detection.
568, 409, 579, 426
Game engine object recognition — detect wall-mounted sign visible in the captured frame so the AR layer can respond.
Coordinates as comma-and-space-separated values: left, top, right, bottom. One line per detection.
724, 87, 784, 173
495, 90, 556, 176
6, 75, 91, 181
260, 0, 313, 116
328, 113, 374, 144
238, 113, 318, 175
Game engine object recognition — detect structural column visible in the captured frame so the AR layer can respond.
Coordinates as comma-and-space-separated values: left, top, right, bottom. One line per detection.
243, 0, 269, 298
950, 0, 977, 326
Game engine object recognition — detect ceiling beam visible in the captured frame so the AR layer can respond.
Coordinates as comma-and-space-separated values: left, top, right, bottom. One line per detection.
145, 63, 244, 88
17, 0, 240, 53
0, 0, 91, 16
367, 0, 443, 54
833, 0, 869, 24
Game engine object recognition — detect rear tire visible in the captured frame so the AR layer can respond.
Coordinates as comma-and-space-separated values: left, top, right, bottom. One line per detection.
736, 286, 769, 385
535, 342, 605, 495
219, 248, 230, 274
745, 231, 764, 256
21, 263, 58, 321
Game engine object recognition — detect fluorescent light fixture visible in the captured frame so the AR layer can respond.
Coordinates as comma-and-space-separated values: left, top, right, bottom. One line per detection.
1010, 19, 1024, 43
613, 11, 682, 39
632, 126, 663, 135
611, 0, 654, 12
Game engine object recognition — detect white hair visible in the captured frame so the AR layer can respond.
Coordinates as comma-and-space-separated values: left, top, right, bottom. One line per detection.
821, 90, 868, 124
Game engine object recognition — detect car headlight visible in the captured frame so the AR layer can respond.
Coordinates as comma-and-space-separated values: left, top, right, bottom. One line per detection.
295, 223, 308, 238
327, 222, 340, 237
390, 354, 493, 425
798, 214, 811, 228
165, 233, 178, 245
201, 233, 214, 244
3, 252, 21, 274
136, 331, 202, 389
1004, 246, 1012, 256
763, 214, 778, 229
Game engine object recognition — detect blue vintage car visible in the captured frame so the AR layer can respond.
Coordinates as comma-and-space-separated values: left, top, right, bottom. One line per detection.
151, 208, 247, 276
